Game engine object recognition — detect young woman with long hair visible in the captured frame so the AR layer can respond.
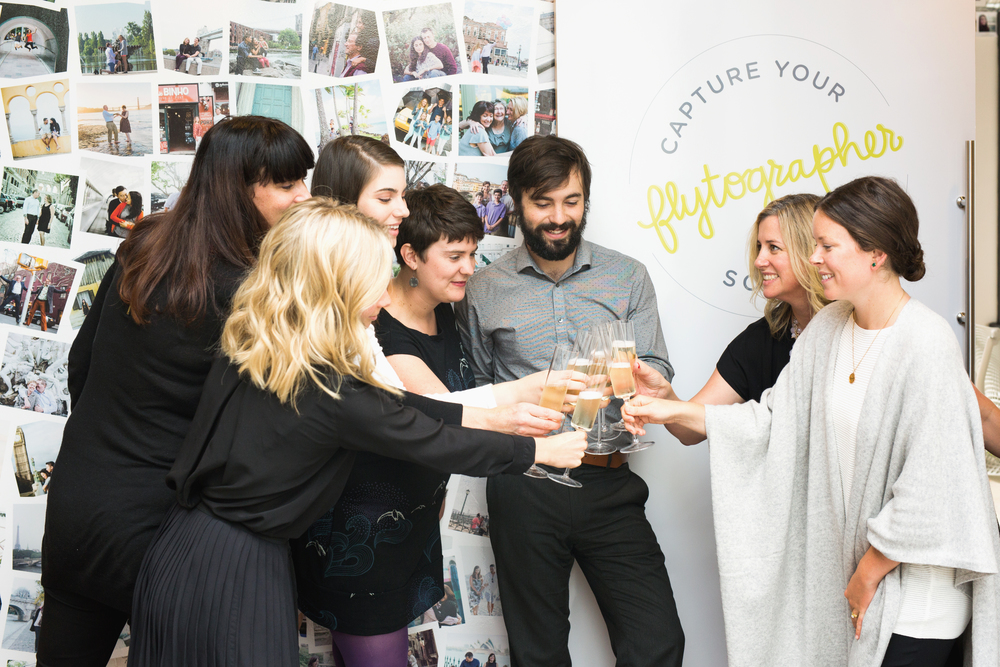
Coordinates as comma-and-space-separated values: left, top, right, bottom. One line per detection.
126, 199, 584, 665
626, 177, 1000, 667
38, 116, 313, 667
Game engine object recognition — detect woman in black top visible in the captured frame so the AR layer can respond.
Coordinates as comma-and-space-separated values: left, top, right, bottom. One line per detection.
37, 194, 52, 245
642, 193, 828, 444
127, 198, 585, 666
38, 116, 313, 667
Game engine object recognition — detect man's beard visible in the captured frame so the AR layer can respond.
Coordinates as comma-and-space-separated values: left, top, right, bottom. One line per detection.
517, 210, 588, 261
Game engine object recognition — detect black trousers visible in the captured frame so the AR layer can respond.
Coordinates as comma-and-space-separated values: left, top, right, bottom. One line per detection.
880, 633, 963, 667
487, 463, 684, 667
21, 214, 37, 244
481, 56, 490, 74
36, 586, 128, 667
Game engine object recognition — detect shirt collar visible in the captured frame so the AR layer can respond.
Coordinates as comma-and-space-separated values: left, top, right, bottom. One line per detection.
514, 239, 593, 282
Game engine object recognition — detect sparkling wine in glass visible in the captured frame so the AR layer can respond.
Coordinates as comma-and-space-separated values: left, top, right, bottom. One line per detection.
546, 331, 595, 488
608, 320, 655, 453
526, 344, 573, 479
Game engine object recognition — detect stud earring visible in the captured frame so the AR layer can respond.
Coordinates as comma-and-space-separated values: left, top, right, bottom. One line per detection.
872, 262, 876, 268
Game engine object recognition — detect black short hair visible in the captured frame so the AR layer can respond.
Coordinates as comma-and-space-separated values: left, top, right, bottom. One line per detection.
507, 135, 592, 215
396, 184, 483, 264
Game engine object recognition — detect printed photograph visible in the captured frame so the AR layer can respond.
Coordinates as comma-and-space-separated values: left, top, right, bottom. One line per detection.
979, 11, 997, 33
394, 86, 452, 157
537, 10, 554, 83
229, 16, 302, 78
383, 3, 462, 82
457, 84, 529, 156
297, 616, 335, 667
315, 80, 388, 149
160, 19, 224, 76
158, 82, 229, 155
151, 160, 191, 213
2, 577, 43, 653
76, 82, 153, 156
405, 160, 447, 190
308, 4, 378, 78
0, 252, 77, 334
534, 88, 555, 137
79, 156, 149, 238
407, 628, 439, 667
75, 2, 157, 75
454, 163, 514, 237
410, 553, 466, 628
0, 511, 6, 566
443, 632, 509, 667
0, 336, 71, 418
0, 168, 77, 249
0, 4, 70, 78
234, 82, 303, 134
448, 475, 490, 537
1, 80, 70, 159
7, 658, 35, 667
462, 1, 531, 78
461, 549, 501, 618
69, 250, 115, 329
11, 504, 45, 572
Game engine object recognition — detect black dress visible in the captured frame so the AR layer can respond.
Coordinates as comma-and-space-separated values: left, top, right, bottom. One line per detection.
37, 203, 51, 233
128, 360, 533, 666
715, 316, 795, 402
42, 259, 247, 615
292, 304, 477, 635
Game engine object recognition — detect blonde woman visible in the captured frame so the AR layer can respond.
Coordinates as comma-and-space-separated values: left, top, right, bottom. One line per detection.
507, 96, 530, 151
637, 193, 828, 444
127, 199, 584, 666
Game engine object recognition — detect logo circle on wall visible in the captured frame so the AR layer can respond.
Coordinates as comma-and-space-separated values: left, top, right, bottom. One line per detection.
629, 34, 905, 316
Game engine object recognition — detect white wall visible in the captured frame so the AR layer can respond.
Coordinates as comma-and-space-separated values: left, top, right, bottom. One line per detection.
977, 32, 998, 326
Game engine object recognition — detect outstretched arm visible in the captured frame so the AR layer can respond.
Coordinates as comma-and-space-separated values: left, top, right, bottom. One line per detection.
622, 394, 706, 443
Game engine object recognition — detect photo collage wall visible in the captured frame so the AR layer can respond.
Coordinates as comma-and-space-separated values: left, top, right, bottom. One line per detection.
0, 0, 558, 665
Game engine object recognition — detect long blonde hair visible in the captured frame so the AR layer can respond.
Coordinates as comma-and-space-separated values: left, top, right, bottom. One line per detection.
221, 197, 400, 405
745, 193, 829, 337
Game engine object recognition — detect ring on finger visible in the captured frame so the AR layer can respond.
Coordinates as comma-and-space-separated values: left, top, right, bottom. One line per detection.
850, 610, 858, 620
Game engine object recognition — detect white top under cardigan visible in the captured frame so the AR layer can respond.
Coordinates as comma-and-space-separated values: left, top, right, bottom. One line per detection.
833, 317, 971, 640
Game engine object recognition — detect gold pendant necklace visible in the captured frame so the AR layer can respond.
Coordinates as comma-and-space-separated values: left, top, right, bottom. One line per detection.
849, 292, 906, 384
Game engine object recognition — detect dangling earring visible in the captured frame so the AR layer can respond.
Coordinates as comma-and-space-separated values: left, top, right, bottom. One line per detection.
409, 272, 419, 287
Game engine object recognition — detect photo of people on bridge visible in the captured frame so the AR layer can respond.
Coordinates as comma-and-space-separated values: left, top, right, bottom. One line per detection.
0, 4, 69, 78
2, 577, 42, 654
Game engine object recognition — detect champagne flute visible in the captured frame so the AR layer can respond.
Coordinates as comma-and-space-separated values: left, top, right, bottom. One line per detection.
608, 320, 655, 453
608, 320, 637, 432
546, 331, 595, 488
583, 325, 617, 456
526, 343, 573, 479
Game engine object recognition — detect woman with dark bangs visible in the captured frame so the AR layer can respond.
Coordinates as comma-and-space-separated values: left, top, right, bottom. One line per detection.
38, 116, 313, 667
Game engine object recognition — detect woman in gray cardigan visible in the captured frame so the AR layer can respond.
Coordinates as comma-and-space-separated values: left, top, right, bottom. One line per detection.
626, 176, 1000, 667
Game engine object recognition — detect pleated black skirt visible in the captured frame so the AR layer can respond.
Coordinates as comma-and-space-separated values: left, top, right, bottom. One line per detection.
128, 503, 298, 667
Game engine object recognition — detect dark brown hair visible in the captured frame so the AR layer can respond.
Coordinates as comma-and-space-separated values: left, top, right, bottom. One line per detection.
816, 176, 926, 281
117, 116, 314, 324
312, 135, 404, 204
506, 135, 592, 215
396, 184, 483, 264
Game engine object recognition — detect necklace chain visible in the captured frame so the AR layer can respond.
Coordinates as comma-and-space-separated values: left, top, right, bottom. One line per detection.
849, 292, 907, 384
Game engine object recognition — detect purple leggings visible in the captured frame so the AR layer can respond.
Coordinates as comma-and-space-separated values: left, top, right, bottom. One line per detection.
330, 627, 409, 667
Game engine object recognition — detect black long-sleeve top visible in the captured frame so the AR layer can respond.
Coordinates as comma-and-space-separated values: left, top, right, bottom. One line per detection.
168, 359, 534, 539
41, 259, 247, 612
